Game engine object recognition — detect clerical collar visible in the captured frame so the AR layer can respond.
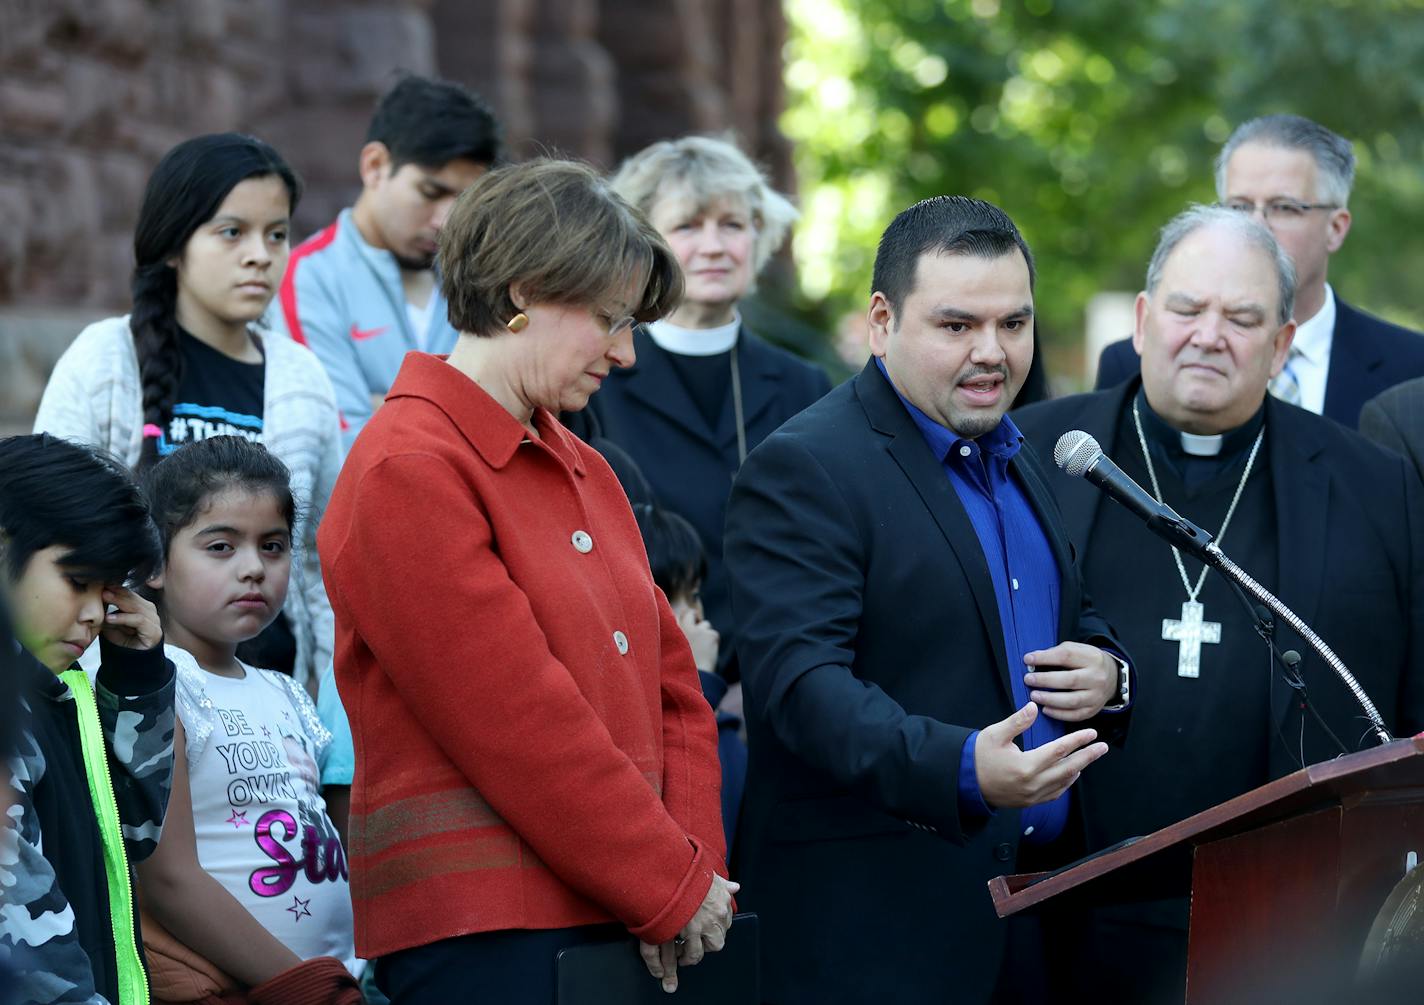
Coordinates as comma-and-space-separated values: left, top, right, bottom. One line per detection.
1134, 387, 1265, 460
646, 313, 741, 356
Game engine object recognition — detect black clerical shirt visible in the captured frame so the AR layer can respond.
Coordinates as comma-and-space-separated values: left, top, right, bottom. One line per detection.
664, 349, 733, 430
1078, 392, 1279, 849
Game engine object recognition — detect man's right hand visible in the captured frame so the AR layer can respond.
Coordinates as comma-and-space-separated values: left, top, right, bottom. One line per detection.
974, 702, 1108, 809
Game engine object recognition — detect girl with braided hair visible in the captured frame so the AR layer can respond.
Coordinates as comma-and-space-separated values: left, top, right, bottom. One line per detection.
34, 134, 341, 691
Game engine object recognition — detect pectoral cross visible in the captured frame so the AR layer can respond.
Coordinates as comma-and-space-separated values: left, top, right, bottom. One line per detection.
1162, 600, 1221, 678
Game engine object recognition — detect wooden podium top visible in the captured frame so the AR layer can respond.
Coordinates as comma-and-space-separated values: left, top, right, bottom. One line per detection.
989, 735, 1424, 918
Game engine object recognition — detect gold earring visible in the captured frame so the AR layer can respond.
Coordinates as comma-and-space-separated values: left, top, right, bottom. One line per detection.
506, 312, 529, 333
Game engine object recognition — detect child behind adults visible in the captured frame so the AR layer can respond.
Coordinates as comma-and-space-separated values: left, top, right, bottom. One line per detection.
631, 503, 747, 855
132, 437, 360, 1005
0, 433, 175, 1005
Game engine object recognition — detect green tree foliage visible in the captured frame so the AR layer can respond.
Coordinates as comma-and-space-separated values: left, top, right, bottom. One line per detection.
783, 0, 1424, 383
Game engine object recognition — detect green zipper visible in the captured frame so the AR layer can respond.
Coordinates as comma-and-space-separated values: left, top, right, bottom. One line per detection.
60, 669, 150, 1005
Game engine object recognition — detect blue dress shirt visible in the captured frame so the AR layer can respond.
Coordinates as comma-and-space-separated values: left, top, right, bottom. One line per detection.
876, 358, 1069, 844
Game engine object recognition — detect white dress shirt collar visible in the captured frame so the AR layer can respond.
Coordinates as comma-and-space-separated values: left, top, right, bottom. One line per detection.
1285, 283, 1335, 415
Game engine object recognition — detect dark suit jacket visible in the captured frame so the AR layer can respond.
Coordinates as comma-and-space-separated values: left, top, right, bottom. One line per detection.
1094, 296, 1424, 428
585, 325, 831, 677
1014, 381, 1424, 782
1360, 376, 1424, 488
723, 361, 1129, 1005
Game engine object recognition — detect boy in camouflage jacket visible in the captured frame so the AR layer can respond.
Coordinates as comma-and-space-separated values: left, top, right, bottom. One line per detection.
0, 434, 175, 1005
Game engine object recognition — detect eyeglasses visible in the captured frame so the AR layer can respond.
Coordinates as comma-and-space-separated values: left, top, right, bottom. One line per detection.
1220, 199, 1340, 222
599, 312, 638, 338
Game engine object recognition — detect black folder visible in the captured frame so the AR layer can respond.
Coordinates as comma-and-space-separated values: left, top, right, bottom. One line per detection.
555, 913, 758, 1004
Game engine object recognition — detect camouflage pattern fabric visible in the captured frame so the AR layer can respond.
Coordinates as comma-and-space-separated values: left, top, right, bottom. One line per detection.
0, 643, 175, 1004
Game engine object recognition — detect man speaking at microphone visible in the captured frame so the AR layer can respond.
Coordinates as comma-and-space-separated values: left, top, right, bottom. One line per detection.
1015, 204, 1424, 1003
724, 196, 1132, 1004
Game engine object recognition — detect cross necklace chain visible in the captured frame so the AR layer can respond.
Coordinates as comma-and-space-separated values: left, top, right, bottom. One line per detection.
1131, 401, 1264, 678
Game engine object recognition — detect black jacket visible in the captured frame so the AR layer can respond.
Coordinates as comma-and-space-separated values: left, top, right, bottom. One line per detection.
724, 361, 1128, 1005
1360, 375, 1424, 489
585, 325, 831, 678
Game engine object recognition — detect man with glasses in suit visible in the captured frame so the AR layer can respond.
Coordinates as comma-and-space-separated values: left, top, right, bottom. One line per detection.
1096, 114, 1424, 427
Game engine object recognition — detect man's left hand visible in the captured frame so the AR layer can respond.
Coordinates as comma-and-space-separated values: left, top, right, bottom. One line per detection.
1022, 643, 1117, 722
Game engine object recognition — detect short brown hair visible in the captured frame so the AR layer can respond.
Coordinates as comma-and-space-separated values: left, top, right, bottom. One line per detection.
440, 159, 683, 337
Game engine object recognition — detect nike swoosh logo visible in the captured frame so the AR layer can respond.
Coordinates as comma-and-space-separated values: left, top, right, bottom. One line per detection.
349, 324, 389, 341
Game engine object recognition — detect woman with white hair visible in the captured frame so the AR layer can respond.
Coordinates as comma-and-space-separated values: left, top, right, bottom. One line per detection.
588, 137, 831, 790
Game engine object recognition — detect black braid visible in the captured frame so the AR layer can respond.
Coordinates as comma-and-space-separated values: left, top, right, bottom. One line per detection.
130, 262, 185, 470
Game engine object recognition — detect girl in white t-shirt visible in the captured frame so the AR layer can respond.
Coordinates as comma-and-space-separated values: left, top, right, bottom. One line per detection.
134, 435, 356, 991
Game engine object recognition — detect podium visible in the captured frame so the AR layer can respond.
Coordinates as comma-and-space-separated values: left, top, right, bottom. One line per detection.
989, 737, 1424, 1003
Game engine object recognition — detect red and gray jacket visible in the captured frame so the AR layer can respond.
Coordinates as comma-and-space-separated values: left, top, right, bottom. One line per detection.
268, 209, 460, 450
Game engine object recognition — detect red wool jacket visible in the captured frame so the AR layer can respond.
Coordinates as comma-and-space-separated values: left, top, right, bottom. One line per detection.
318, 353, 726, 958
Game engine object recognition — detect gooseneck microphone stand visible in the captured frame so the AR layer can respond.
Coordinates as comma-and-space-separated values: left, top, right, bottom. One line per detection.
1053, 428, 1394, 749
1199, 541, 1393, 747
1232, 590, 1351, 762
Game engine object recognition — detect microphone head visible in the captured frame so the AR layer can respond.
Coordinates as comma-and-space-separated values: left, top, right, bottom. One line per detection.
1054, 430, 1102, 478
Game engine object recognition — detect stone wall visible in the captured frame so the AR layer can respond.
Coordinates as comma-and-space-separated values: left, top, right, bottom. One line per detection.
0, 0, 789, 432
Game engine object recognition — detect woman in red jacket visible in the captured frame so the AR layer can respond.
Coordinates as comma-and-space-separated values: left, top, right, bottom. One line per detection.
317, 159, 735, 1003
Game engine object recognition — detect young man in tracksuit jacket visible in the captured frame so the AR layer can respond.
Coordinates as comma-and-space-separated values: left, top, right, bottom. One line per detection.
0, 434, 175, 1005
269, 74, 501, 451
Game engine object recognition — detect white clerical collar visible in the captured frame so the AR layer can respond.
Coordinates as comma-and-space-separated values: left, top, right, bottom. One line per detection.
1137, 387, 1264, 458
1179, 431, 1223, 456
1291, 283, 1336, 366
646, 313, 741, 356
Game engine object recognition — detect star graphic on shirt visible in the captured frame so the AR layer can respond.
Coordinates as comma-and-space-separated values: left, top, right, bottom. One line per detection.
287, 896, 312, 922
261, 725, 272, 738
225, 810, 249, 828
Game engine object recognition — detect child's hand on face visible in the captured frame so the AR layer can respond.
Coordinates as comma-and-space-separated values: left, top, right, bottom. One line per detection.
101, 586, 163, 652
676, 604, 720, 673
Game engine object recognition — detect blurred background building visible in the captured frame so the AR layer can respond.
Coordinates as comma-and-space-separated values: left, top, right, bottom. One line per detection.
5, 0, 1424, 432
0, 0, 796, 433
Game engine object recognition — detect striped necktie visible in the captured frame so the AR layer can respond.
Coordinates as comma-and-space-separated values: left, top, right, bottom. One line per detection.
1268, 346, 1304, 406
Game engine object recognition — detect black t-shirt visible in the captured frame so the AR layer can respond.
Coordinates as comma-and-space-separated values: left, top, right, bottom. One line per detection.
153, 332, 298, 674
154, 331, 266, 456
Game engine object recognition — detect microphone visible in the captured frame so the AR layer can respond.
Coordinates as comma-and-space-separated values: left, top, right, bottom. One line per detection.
1056, 431, 1394, 746
1053, 430, 1215, 558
